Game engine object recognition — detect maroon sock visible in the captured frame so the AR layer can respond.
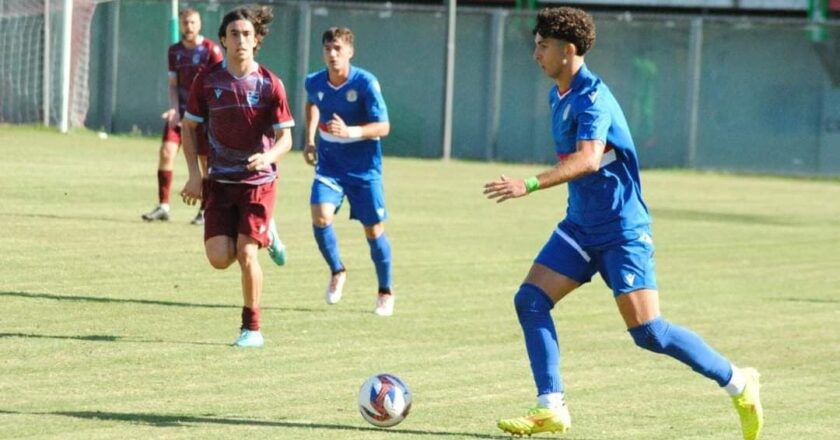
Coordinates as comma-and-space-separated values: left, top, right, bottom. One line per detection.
157, 170, 173, 204
200, 178, 209, 210
241, 306, 261, 331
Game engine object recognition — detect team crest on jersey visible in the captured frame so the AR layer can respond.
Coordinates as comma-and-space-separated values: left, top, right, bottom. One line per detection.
317, 91, 324, 101
214, 89, 222, 99
247, 90, 260, 106
562, 104, 571, 121
346, 89, 358, 103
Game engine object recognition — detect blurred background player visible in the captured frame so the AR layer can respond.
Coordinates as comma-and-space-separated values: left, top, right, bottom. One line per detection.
142, 8, 222, 224
303, 27, 394, 316
484, 7, 763, 439
180, 5, 291, 347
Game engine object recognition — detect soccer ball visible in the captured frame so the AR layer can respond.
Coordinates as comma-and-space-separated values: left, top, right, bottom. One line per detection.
358, 373, 412, 428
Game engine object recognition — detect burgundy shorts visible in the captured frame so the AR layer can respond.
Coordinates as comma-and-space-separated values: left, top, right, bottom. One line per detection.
203, 179, 276, 247
160, 122, 209, 156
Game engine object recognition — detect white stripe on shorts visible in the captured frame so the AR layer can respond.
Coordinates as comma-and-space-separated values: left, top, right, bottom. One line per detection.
554, 227, 591, 263
314, 174, 343, 193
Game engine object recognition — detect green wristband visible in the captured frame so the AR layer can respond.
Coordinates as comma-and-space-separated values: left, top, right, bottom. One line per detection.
524, 176, 540, 193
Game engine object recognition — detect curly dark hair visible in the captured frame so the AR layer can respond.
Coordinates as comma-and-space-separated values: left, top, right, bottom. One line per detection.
218, 5, 274, 54
532, 7, 596, 56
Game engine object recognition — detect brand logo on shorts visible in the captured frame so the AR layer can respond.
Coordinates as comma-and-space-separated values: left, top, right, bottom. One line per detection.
346, 89, 358, 103
214, 89, 222, 99
259, 224, 266, 234
377, 208, 385, 219
624, 272, 636, 286
640, 232, 653, 244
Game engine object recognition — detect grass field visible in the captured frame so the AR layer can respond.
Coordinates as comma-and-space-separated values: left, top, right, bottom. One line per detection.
1, 125, 839, 439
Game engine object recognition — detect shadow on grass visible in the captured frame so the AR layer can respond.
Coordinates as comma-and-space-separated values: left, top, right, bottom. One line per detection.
0, 332, 230, 346
0, 291, 367, 314
0, 409, 515, 439
778, 297, 840, 304
650, 208, 799, 226
0, 212, 142, 224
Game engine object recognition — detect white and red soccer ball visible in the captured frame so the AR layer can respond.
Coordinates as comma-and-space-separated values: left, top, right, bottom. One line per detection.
358, 373, 412, 428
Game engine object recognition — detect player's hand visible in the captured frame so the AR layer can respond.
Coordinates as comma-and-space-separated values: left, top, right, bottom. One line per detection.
303, 143, 317, 166
327, 113, 349, 137
483, 175, 528, 203
246, 153, 272, 171
161, 109, 180, 129
180, 175, 202, 206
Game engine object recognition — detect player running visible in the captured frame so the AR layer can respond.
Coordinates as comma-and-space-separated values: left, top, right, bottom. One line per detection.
484, 7, 763, 439
142, 8, 222, 224
179, 5, 291, 348
303, 27, 395, 316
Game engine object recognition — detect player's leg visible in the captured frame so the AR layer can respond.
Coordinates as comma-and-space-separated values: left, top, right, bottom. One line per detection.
311, 177, 346, 304
606, 231, 762, 440
498, 223, 596, 435
142, 124, 180, 221
231, 181, 276, 348
347, 180, 393, 316
202, 180, 237, 269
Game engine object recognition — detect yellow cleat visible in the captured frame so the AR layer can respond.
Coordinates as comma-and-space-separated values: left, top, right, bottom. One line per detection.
497, 406, 571, 436
732, 368, 763, 440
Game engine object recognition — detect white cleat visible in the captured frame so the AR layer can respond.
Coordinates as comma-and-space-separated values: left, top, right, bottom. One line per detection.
325, 271, 347, 305
374, 293, 395, 317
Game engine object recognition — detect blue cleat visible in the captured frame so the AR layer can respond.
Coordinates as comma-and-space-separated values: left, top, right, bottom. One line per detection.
266, 218, 286, 266
233, 329, 264, 348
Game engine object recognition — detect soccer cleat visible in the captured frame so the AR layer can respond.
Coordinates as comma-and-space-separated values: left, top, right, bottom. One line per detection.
141, 205, 170, 222
373, 293, 395, 317
497, 406, 571, 436
266, 218, 286, 266
233, 329, 264, 348
190, 209, 205, 225
325, 270, 347, 305
732, 368, 763, 440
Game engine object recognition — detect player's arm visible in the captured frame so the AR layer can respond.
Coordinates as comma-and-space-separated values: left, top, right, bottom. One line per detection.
483, 139, 605, 203
180, 118, 203, 205
303, 101, 319, 166
248, 128, 293, 171
325, 114, 390, 140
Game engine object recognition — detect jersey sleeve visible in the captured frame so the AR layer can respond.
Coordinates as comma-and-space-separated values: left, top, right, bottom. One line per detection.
271, 76, 295, 130
364, 75, 388, 122
304, 74, 315, 104
208, 41, 224, 66
575, 90, 610, 142
184, 69, 208, 123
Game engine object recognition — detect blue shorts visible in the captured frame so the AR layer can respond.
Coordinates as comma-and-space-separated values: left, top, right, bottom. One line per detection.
310, 175, 387, 226
534, 220, 658, 296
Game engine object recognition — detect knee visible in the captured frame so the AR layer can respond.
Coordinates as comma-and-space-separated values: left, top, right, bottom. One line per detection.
207, 252, 234, 269
628, 317, 670, 353
312, 216, 331, 228
514, 283, 554, 316
236, 244, 259, 266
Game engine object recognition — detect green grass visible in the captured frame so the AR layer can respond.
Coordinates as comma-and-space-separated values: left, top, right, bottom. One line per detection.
1, 125, 838, 439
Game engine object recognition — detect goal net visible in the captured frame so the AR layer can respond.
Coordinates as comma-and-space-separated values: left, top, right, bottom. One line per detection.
0, 0, 99, 128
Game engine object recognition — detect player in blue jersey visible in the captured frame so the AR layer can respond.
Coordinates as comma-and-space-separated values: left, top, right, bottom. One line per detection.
303, 27, 394, 316
484, 7, 763, 439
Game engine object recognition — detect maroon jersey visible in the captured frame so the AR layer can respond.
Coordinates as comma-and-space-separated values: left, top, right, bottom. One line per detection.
167, 37, 223, 115
185, 62, 295, 185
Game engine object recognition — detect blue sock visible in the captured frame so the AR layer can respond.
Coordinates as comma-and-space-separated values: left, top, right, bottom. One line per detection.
628, 317, 733, 386
313, 224, 344, 273
367, 233, 392, 291
514, 283, 563, 396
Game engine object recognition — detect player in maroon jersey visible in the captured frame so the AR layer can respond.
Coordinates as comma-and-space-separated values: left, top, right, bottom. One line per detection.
180, 5, 292, 348
142, 8, 223, 224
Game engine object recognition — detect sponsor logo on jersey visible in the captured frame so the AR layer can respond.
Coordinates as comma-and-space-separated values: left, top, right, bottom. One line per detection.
346, 89, 358, 103
214, 89, 222, 99
247, 90, 259, 106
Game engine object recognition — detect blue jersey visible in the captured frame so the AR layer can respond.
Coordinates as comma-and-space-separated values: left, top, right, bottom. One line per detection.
305, 66, 388, 183
550, 64, 650, 235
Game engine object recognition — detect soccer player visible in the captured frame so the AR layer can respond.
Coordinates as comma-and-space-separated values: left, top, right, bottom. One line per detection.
179, 5, 292, 348
484, 7, 763, 439
303, 27, 394, 316
142, 8, 223, 224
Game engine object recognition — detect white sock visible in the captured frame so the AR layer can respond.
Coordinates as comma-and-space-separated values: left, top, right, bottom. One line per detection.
724, 364, 746, 396
537, 392, 566, 410
159, 203, 170, 211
